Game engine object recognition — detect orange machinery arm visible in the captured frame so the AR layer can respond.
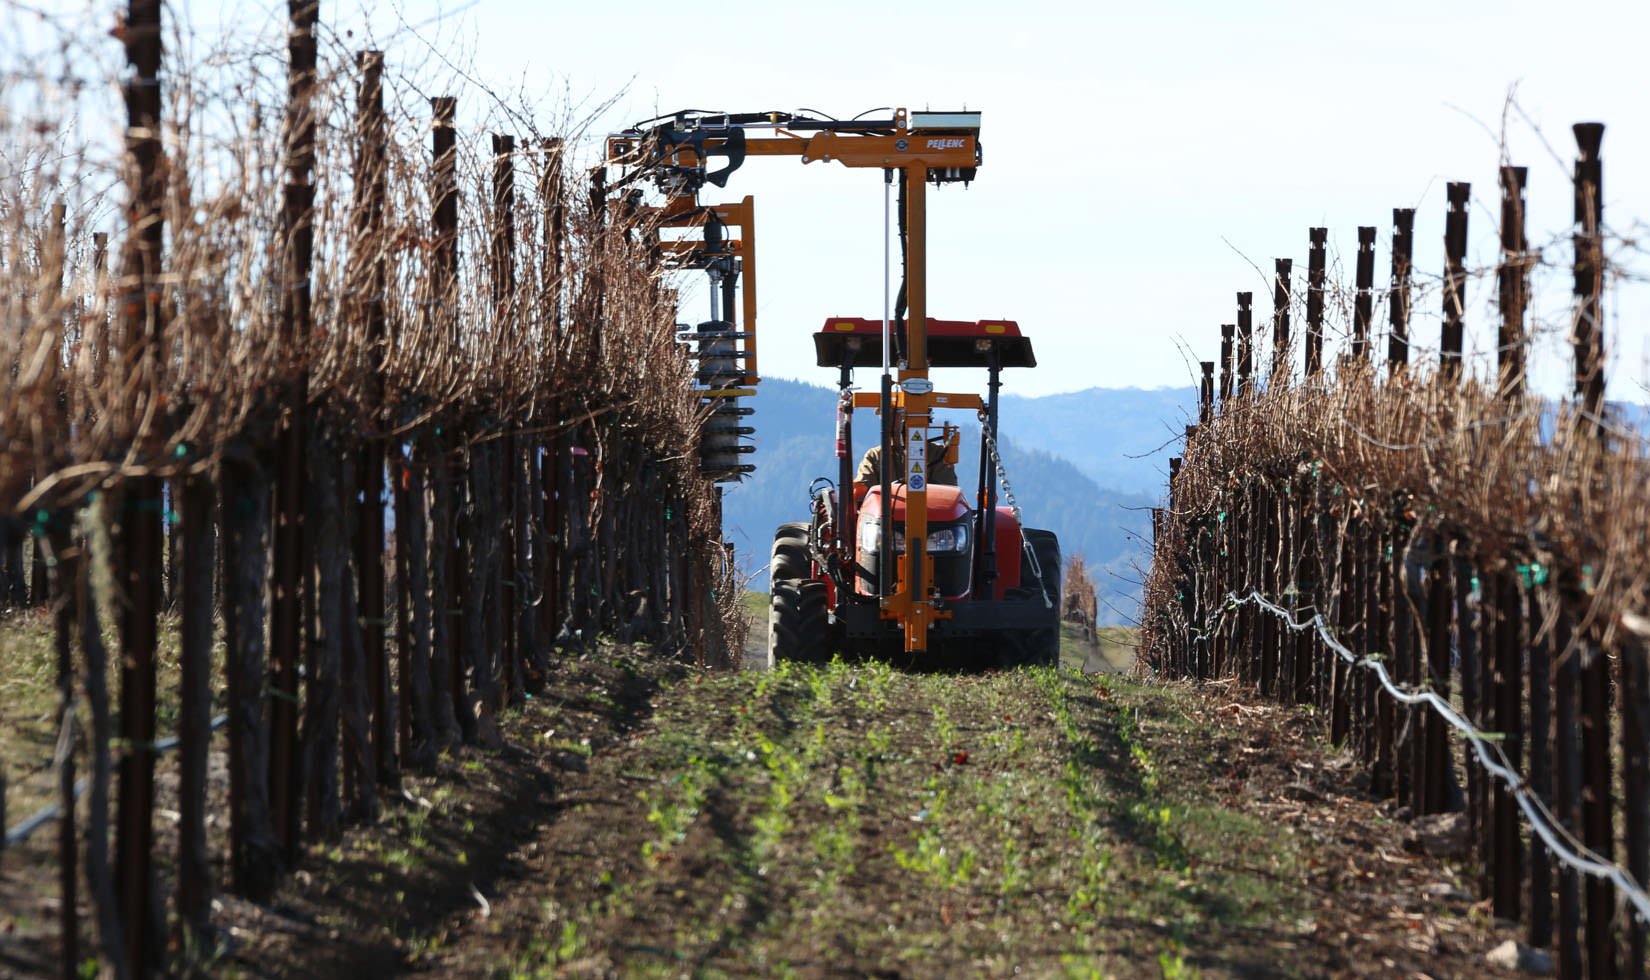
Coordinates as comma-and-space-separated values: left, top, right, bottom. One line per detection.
606, 108, 983, 653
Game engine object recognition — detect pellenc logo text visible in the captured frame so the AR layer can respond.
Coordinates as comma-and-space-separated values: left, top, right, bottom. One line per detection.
925, 138, 965, 149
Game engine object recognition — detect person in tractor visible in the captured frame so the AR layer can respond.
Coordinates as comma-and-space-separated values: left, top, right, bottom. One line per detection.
852, 410, 959, 505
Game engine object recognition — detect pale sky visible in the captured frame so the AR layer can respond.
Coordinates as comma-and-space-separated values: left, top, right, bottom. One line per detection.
17, 0, 1650, 400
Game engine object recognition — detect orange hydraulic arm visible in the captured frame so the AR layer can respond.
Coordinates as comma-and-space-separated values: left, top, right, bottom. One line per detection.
606, 108, 983, 653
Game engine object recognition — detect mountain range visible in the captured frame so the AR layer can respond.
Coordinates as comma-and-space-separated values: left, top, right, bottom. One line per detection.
720, 377, 1195, 625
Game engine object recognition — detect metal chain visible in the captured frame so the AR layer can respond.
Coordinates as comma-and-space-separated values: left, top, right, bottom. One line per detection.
978, 412, 1051, 608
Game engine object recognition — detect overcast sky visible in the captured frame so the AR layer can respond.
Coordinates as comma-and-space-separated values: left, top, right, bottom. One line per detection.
21, 0, 1650, 400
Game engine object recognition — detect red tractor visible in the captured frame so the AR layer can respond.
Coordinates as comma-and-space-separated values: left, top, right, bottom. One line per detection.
768, 317, 1062, 667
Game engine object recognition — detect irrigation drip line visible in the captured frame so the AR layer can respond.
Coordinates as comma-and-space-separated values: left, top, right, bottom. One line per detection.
1205, 590, 1650, 928
1, 713, 228, 851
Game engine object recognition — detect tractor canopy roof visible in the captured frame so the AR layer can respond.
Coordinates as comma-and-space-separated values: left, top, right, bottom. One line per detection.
813, 317, 1035, 370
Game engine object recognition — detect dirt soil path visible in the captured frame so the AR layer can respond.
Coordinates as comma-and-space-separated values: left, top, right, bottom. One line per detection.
201, 641, 1516, 979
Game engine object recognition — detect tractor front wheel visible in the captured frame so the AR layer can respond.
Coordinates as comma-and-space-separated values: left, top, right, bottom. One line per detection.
771, 522, 811, 581
768, 579, 829, 667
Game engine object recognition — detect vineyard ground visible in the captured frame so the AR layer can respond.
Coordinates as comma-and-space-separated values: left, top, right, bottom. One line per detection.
0, 611, 1520, 977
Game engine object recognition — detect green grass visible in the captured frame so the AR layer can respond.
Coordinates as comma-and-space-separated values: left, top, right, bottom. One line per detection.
526, 658, 1305, 973
1, 599, 227, 831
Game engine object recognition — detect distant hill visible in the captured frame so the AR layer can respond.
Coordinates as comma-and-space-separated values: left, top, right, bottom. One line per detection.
721, 377, 1163, 625
719, 380, 1647, 626
999, 386, 1196, 495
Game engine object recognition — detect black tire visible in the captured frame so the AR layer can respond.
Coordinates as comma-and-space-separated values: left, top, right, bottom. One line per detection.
772, 522, 810, 582
768, 579, 830, 666
1022, 529, 1063, 667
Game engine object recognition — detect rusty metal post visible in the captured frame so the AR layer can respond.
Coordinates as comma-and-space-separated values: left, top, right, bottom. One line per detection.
1389, 208, 1414, 374
1306, 228, 1325, 375
1236, 293, 1253, 397
1353, 227, 1375, 360
1218, 324, 1234, 405
1441, 183, 1470, 381
353, 49, 394, 787
113, 0, 167, 970
1498, 166, 1529, 400
1270, 259, 1291, 388
1199, 361, 1214, 425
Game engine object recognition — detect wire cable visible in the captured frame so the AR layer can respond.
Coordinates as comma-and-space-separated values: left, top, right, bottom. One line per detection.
1203, 590, 1650, 928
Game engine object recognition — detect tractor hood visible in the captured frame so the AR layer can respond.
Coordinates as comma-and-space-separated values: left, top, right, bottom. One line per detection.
860, 484, 971, 524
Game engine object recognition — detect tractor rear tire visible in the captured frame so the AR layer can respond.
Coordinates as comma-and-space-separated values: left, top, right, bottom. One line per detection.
769, 579, 830, 667
771, 522, 810, 582
1022, 529, 1063, 667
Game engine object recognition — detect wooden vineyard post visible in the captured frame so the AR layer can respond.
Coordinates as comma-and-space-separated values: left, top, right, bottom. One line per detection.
114, 0, 168, 969
1491, 569, 1525, 921
1622, 631, 1649, 980
1328, 507, 1354, 746
49, 520, 79, 978
1498, 161, 1542, 940
1440, 182, 1470, 382
1422, 538, 1453, 816
1270, 258, 1291, 387
1388, 208, 1414, 373
1305, 229, 1325, 376
1352, 227, 1374, 360
176, 473, 215, 938
1528, 576, 1556, 950
1554, 598, 1584, 978
1219, 324, 1234, 404
1572, 121, 1617, 980
1400, 521, 1426, 815
429, 95, 468, 742
353, 50, 395, 787
1291, 475, 1315, 705
537, 137, 566, 654
270, 0, 319, 865
490, 133, 524, 704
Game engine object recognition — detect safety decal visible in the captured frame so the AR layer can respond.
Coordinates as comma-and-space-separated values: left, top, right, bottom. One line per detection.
907, 428, 926, 492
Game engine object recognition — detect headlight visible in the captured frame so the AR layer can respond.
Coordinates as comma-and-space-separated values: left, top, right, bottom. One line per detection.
924, 524, 970, 554
859, 520, 882, 554
861, 522, 969, 555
